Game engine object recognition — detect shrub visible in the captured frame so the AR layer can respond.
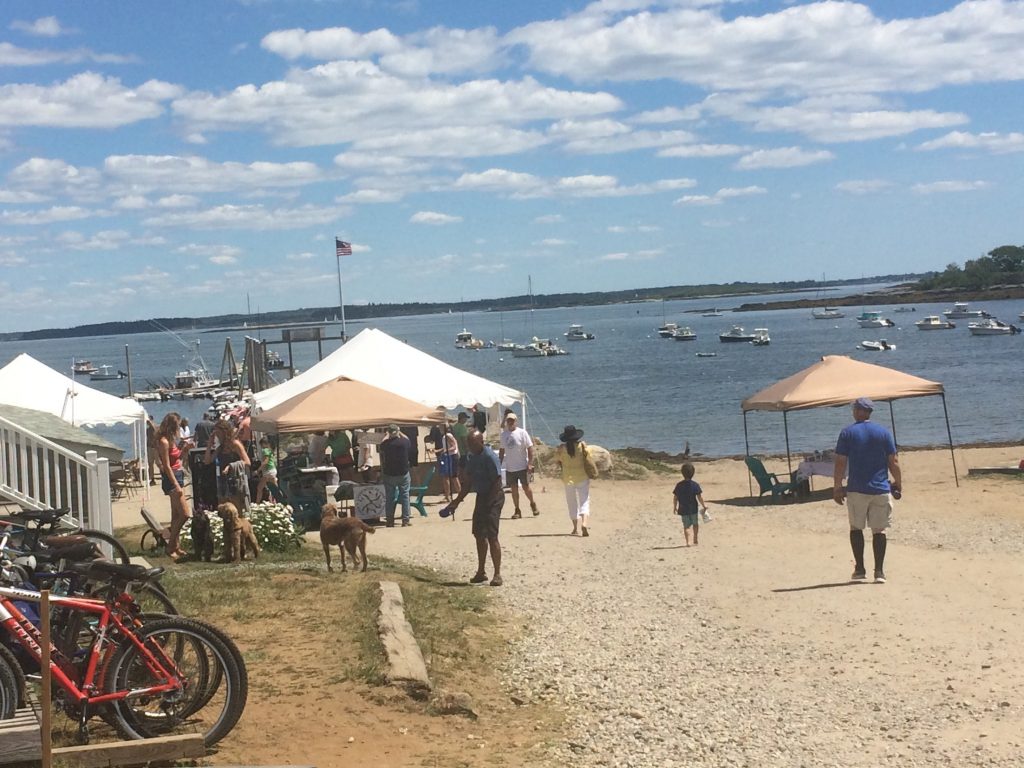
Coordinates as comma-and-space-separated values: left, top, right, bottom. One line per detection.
182, 501, 303, 553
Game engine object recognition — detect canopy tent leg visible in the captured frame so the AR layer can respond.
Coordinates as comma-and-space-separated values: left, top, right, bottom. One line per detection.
743, 412, 752, 496
941, 393, 959, 487
783, 411, 792, 477
887, 400, 898, 444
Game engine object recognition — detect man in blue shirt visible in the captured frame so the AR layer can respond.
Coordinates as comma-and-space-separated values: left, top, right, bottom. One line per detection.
833, 397, 902, 584
449, 429, 505, 586
380, 424, 412, 527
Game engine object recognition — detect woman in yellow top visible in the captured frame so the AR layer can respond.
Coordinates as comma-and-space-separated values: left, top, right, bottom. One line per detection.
556, 425, 591, 536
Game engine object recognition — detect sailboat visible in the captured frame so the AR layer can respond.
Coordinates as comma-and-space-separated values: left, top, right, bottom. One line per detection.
512, 276, 568, 357
657, 299, 678, 337
497, 309, 516, 351
811, 274, 845, 319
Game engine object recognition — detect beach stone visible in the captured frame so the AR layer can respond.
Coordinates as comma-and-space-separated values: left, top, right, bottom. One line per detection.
432, 690, 479, 719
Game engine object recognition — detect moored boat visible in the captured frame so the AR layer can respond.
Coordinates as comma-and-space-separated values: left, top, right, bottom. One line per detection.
719, 326, 756, 343
812, 307, 844, 319
657, 322, 678, 338
695, 352, 718, 358
915, 315, 956, 330
672, 327, 697, 341
564, 324, 595, 341
89, 364, 126, 381
750, 328, 771, 346
968, 318, 1021, 336
265, 349, 287, 369
943, 302, 988, 320
455, 329, 485, 349
856, 311, 895, 328
859, 339, 895, 351
72, 360, 98, 375
702, 308, 723, 317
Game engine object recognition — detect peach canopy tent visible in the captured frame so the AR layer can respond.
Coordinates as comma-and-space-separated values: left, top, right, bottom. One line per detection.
741, 355, 957, 485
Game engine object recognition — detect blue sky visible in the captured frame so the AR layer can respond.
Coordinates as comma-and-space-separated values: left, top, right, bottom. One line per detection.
1, 0, 1022, 332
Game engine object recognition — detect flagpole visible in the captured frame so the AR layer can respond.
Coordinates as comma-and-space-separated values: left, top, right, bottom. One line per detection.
335, 242, 347, 341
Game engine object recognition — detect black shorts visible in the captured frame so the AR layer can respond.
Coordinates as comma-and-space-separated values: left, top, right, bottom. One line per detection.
505, 468, 530, 488
472, 492, 504, 540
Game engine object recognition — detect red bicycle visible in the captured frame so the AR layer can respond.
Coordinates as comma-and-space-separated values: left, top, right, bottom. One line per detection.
0, 560, 246, 747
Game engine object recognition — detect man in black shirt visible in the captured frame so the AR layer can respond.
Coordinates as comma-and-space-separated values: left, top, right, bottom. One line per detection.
193, 412, 215, 449
380, 424, 412, 527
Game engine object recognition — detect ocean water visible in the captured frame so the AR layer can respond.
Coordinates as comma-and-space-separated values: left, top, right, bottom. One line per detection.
2, 287, 1022, 458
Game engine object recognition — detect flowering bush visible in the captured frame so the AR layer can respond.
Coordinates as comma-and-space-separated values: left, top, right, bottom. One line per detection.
181, 501, 303, 554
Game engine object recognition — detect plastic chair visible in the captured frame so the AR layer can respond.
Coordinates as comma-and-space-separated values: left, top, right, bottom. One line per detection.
744, 456, 798, 500
410, 465, 436, 517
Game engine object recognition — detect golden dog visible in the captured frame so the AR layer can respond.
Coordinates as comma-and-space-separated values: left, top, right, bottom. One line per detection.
320, 502, 374, 573
216, 502, 261, 563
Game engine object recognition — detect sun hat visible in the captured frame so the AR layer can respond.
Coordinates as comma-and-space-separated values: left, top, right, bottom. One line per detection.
387, 423, 400, 434
559, 425, 584, 442
505, 412, 517, 420
853, 397, 875, 411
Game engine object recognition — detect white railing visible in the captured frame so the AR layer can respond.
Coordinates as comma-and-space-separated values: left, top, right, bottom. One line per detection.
0, 415, 112, 535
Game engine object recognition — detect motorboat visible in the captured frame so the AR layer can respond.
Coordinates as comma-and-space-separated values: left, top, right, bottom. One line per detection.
72, 360, 98, 375
496, 339, 517, 352
812, 307, 844, 319
859, 339, 896, 351
89, 364, 125, 381
512, 338, 568, 357
856, 311, 895, 328
695, 352, 718, 358
943, 302, 988, 320
915, 315, 956, 330
455, 329, 485, 349
750, 328, 771, 346
564, 324, 595, 341
672, 327, 697, 341
702, 308, 724, 317
893, 306, 916, 313
968, 318, 1021, 336
719, 326, 756, 343
657, 322, 678, 338
265, 350, 287, 369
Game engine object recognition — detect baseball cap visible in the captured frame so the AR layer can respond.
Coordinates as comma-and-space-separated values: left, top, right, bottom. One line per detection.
853, 397, 874, 411
387, 423, 400, 434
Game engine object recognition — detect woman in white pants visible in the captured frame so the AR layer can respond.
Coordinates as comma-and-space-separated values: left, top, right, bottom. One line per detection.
556, 425, 591, 536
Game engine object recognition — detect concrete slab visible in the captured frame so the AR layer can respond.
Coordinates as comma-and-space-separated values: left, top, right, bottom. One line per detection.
376, 580, 431, 694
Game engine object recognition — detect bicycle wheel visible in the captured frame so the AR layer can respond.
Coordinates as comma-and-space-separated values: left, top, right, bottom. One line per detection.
105, 617, 246, 747
80, 530, 131, 565
0, 645, 25, 709
140, 529, 163, 554
0, 653, 18, 720
93, 582, 178, 616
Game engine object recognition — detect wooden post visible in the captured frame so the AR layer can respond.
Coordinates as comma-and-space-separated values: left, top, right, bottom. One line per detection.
40, 589, 52, 768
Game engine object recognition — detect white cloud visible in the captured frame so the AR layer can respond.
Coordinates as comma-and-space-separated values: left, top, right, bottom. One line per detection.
916, 130, 1024, 154
911, 180, 988, 194
103, 155, 324, 194
535, 214, 563, 224
176, 244, 245, 262
286, 252, 316, 261
0, 189, 47, 203
336, 189, 405, 204
835, 179, 894, 195
674, 194, 720, 207
537, 238, 571, 246
144, 203, 346, 230
0, 205, 93, 224
0, 73, 177, 127
675, 186, 766, 206
10, 17, 67, 37
410, 211, 462, 225
453, 169, 544, 194
659, 143, 749, 158
734, 147, 834, 170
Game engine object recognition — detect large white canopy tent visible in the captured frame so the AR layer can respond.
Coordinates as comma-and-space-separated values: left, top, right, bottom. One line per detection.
252, 328, 525, 426
741, 355, 957, 486
0, 353, 149, 474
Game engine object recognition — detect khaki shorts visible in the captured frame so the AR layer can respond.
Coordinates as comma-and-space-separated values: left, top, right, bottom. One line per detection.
847, 492, 892, 531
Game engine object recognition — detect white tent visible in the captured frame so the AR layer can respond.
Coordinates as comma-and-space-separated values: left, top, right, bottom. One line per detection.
0, 353, 149, 477
252, 328, 525, 415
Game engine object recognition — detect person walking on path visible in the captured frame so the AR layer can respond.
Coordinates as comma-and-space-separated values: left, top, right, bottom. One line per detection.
155, 412, 189, 560
499, 412, 539, 519
556, 425, 592, 536
833, 397, 902, 584
449, 429, 505, 586
380, 424, 413, 527
672, 462, 708, 547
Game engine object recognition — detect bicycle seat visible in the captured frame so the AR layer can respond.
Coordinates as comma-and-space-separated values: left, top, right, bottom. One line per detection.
6, 508, 70, 525
42, 534, 89, 548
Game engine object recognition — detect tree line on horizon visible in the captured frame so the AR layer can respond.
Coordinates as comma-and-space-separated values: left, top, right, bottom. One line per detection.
2, 272, 931, 342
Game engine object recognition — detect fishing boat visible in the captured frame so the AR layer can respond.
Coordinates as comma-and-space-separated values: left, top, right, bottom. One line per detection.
943, 302, 988, 320
915, 315, 956, 330
719, 326, 756, 343
89, 364, 125, 381
859, 339, 896, 351
672, 327, 697, 341
968, 318, 1021, 336
564, 324, 595, 341
812, 307, 844, 319
72, 360, 98, 375
750, 328, 771, 346
855, 311, 895, 328
657, 322, 678, 338
455, 329, 485, 349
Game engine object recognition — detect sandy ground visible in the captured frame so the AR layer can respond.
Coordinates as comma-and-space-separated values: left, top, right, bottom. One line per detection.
116, 444, 1024, 766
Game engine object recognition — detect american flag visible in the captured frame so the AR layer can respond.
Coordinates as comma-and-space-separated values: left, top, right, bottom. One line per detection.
335, 238, 352, 257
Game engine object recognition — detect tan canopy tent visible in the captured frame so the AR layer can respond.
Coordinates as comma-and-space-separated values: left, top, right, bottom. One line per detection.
250, 377, 445, 434
741, 355, 957, 485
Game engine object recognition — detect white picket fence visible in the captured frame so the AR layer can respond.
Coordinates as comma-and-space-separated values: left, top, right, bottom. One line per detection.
0, 415, 113, 535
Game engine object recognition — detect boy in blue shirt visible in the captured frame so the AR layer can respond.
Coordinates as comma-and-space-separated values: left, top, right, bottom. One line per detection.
672, 463, 708, 546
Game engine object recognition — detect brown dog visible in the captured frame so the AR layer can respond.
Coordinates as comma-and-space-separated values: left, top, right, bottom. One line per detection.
216, 502, 261, 562
319, 502, 374, 573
